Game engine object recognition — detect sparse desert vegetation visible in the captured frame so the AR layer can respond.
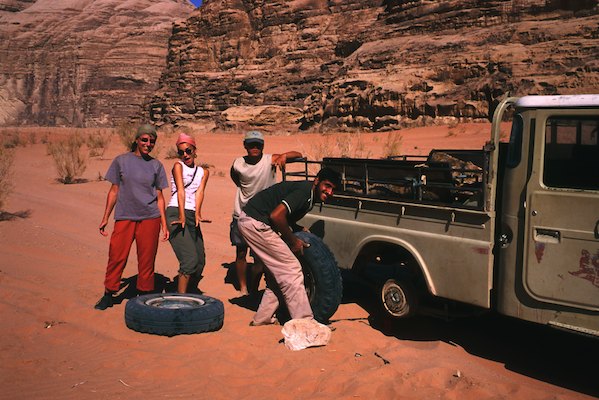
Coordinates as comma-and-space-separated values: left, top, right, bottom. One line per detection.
0, 127, 37, 148
86, 129, 112, 159
116, 121, 137, 151
310, 132, 371, 161
383, 131, 403, 158
0, 145, 15, 211
47, 134, 88, 184
164, 147, 180, 159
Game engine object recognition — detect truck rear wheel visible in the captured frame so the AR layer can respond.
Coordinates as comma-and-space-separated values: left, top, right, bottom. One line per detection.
295, 231, 343, 324
381, 278, 418, 318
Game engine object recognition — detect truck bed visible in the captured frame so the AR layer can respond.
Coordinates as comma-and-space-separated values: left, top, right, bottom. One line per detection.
319, 149, 488, 211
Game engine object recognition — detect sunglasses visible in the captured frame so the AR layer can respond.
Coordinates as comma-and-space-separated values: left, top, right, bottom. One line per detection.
245, 142, 263, 149
138, 137, 156, 144
177, 148, 194, 156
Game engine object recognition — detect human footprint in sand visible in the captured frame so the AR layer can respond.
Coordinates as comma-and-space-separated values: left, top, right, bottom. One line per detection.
166, 133, 210, 293
95, 124, 169, 310
237, 167, 341, 326
229, 130, 302, 296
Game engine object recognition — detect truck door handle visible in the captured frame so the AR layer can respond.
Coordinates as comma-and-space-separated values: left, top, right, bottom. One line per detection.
534, 228, 560, 244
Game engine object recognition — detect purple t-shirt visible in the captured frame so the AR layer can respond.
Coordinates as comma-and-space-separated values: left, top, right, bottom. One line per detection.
105, 152, 169, 221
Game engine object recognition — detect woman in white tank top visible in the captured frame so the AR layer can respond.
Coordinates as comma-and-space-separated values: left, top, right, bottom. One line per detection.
166, 133, 210, 293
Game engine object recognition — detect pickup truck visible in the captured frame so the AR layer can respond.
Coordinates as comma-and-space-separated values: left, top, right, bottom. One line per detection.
288, 95, 599, 337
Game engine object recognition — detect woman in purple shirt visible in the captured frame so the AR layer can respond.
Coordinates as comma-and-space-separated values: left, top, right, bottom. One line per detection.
95, 124, 169, 310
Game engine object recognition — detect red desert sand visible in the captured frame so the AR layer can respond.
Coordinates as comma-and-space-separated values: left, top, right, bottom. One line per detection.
0, 124, 596, 399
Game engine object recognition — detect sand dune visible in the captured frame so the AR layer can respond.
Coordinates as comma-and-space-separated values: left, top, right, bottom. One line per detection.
0, 125, 596, 399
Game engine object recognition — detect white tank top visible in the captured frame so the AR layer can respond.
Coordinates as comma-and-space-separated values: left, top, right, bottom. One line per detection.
232, 154, 275, 218
168, 161, 205, 211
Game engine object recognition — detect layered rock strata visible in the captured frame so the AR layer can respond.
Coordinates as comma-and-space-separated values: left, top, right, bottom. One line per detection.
0, 0, 193, 126
148, 0, 599, 131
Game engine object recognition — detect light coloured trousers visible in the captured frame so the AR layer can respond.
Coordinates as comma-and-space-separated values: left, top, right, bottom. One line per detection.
238, 211, 313, 324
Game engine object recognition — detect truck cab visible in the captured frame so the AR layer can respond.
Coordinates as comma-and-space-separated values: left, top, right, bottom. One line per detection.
496, 95, 599, 336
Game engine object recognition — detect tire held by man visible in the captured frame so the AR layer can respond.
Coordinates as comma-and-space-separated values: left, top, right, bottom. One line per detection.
295, 231, 343, 324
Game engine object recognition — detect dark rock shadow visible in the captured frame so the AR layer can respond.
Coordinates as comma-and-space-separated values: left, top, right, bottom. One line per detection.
336, 269, 599, 398
0, 210, 31, 221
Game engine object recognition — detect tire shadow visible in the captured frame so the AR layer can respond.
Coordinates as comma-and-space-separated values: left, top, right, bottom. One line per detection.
338, 270, 599, 398
111, 273, 174, 305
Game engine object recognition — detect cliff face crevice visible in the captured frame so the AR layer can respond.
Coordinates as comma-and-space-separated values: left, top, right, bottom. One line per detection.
1, 0, 597, 129
0, 0, 193, 127
148, 0, 598, 131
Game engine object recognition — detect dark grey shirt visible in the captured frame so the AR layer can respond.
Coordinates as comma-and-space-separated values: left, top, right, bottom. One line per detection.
243, 180, 314, 227
105, 152, 168, 221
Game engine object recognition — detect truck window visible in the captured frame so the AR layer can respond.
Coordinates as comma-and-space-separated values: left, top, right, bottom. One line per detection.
506, 113, 523, 168
543, 117, 599, 190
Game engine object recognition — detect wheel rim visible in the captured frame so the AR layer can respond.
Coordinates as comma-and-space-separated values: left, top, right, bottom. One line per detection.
145, 295, 206, 309
382, 280, 409, 317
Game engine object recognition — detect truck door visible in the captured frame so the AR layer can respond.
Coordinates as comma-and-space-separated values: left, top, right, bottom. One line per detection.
523, 114, 599, 311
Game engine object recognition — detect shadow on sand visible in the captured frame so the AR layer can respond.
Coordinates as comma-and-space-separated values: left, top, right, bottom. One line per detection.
222, 261, 264, 312
220, 260, 598, 396
338, 270, 599, 398
109, 273, 206, 305
0, 209, 31, 222
111, 273, 173, 305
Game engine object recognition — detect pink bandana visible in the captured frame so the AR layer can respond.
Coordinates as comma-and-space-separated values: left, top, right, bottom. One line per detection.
176, 133, 196, 148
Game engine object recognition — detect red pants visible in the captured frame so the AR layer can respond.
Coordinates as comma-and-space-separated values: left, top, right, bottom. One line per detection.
104, 218, 160, 292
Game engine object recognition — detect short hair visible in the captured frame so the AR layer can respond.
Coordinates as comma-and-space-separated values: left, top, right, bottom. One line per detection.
316, 167, 342, 188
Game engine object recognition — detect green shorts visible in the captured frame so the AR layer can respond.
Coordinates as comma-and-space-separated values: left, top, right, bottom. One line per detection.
166, 207, 206, 276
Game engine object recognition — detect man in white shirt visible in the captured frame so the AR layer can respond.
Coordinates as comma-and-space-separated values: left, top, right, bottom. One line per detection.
230, 130, 302, 295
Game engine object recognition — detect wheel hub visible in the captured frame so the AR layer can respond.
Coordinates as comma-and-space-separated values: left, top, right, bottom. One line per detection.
381, 279, 410, 317
145, 295, 206, 309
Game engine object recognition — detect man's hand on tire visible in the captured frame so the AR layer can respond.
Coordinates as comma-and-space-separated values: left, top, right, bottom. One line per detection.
290, 237, 310, 255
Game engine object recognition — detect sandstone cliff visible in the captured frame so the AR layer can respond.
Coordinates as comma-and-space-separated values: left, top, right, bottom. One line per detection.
0, 0, 193, 126
148, 0, 598, 131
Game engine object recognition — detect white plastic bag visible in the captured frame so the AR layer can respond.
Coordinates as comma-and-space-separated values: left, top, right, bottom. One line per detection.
281, 318, 332, 351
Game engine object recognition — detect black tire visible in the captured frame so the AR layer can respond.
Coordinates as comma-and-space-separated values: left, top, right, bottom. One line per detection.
124, 293, 224, 336
295, 231, 343, 324
380, 278, 419, 318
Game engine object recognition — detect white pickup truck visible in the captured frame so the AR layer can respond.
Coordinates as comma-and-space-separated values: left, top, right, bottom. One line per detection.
290, 95, 599, 337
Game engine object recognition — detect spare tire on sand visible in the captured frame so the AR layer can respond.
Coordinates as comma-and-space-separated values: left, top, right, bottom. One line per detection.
125, 293, 224, 336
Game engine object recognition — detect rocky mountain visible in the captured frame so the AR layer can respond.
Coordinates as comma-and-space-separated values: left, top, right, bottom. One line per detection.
148, 0, 599, 132
1, 0, 597, 130
0, 0, 193, 126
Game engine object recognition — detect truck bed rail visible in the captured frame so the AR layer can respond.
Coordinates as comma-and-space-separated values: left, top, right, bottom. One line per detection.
284, 150, 488, 211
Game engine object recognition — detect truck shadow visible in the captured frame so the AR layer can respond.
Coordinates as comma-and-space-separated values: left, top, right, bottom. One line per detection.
339, 272, 599, 398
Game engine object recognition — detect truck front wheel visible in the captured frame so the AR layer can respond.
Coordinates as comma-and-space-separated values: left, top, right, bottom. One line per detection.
381, 278, 419, 318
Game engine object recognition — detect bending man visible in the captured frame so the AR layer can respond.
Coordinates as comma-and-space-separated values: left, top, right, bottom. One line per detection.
238, 168, 341, 325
